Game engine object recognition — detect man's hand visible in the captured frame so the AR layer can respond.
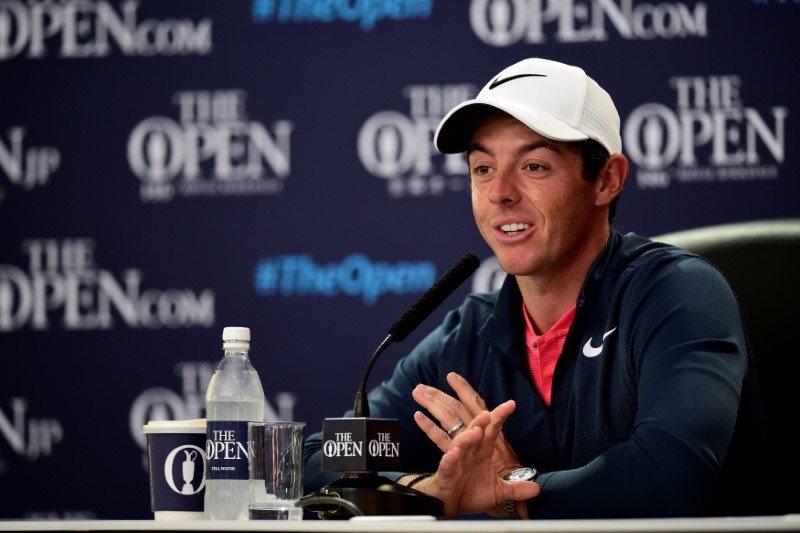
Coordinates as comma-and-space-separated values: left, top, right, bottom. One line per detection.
412, 372, 522, 477
410, 382, 540, 518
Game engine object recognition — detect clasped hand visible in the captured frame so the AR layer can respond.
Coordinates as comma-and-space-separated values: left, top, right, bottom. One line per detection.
409, 372, 540, 518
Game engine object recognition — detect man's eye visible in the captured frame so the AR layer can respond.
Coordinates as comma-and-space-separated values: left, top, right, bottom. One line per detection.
474, 165, 490, 175
526, 163, 543, 172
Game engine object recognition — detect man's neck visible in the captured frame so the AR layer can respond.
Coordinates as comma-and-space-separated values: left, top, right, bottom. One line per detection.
516, 229, 610, 334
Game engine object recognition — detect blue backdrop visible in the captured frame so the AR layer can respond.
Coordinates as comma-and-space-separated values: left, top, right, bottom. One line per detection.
1, 0, 797, 519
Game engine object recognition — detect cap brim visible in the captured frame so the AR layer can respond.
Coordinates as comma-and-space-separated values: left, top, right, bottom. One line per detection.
434, 98, 588, 154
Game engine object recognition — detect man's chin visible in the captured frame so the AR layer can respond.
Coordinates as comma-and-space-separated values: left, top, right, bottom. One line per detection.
496, 259, 536, 278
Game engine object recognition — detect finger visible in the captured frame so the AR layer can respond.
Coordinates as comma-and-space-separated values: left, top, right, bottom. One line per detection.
436, 445, 461, 482
447, 372, 489, 416
450, 414, 493, 462
500, 480, 541, 503
450, 425, 484, 449
412, 384, 470, 435
436, 427, 483, 481
462, 409, 491, 433
413, 411, 452, 452
483, 400, 516, 441
413, 383, 469, 421
491, 399, 516, 424
481, 399, 523, 472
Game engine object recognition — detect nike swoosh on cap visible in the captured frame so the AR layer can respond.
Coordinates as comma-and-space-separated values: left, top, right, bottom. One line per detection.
489, 73, 546, 90
582, 327, 618, 358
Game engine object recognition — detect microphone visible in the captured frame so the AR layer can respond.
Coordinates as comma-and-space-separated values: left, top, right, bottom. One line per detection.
388, 252, 482, 342
308, 253, 480, 519
353, 252, 481, 418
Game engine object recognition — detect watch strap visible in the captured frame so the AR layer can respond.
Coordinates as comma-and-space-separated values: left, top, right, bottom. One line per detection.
503, 499, 521, 519
502, 467, 538, 519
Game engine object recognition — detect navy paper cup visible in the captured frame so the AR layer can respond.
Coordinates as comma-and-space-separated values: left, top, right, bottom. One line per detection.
143, 419, 207, 520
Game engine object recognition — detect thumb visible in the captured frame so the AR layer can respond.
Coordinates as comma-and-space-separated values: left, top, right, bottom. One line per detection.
502, 480, 540, 503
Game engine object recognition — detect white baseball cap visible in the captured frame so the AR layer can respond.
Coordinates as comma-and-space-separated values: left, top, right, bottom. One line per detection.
434, 58, 622, 155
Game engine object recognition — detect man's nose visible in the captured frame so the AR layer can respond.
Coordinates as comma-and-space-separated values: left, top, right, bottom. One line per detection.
488, 170, 520, 205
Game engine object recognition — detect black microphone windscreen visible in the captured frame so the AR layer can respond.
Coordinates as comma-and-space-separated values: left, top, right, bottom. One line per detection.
387, 253, 480, 342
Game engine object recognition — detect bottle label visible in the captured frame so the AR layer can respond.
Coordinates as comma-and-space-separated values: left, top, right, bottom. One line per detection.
205, 421, 250, 480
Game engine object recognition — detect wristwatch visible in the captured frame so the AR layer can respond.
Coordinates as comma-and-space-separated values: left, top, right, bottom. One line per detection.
502, 467, 538, 519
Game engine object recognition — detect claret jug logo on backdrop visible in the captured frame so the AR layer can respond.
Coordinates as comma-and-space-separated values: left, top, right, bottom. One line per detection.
469, 0, 708, 47
0, 0, 213, 60
358, 84, 474, 198
128, 90, 294, 203
0, 238, 215, 331
624, 75, 788, 188
0, 126, 60, 203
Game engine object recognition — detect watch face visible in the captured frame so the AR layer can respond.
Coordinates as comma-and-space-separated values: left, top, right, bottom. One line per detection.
507, 467, 537, 482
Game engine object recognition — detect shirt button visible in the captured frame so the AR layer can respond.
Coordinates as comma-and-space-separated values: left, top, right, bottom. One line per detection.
533, 342, 538, 348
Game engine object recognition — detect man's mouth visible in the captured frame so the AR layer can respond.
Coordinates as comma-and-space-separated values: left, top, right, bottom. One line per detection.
500, 223, 530, 236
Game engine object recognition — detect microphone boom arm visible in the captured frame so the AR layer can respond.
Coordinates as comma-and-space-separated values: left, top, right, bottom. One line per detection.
353, 333, 393, 418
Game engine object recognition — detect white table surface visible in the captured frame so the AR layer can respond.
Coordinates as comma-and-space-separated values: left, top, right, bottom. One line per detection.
1, 515, 799, 532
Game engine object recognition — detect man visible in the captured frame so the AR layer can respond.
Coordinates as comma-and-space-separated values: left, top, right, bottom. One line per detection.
303, 58, 774, 519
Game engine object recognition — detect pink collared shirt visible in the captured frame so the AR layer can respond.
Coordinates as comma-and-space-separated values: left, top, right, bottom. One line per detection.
523, 302, 576, 406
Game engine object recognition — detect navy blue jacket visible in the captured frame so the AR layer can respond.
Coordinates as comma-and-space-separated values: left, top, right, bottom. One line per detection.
304, 230, 773, 518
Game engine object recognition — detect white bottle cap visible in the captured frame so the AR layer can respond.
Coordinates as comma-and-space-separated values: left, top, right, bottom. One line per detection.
222, 326, 250, 343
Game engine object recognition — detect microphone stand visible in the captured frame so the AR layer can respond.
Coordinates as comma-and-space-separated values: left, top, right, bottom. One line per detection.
316, 334, 444, 519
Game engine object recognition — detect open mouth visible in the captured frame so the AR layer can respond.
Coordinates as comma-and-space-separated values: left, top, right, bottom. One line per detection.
500, 223, 530, 236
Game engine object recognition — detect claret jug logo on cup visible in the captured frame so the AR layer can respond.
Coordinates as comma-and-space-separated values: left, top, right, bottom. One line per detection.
143, 419, 208, 520
164, 445, 206, 496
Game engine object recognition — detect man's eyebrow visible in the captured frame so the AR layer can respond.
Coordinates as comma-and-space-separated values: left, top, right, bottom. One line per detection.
467, 141, 493, 158
467, 140, 562, 159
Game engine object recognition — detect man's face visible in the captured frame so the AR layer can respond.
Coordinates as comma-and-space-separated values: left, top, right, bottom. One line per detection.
467, 112, 604, 279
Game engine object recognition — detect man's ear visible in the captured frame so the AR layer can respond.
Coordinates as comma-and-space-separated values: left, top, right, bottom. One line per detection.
595, 153, 629, 207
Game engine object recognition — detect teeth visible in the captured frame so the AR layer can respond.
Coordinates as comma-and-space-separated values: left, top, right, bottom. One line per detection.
501, 223, 529, 234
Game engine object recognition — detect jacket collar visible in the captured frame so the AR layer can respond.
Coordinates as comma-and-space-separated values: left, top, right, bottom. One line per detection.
478, 229, 626, 359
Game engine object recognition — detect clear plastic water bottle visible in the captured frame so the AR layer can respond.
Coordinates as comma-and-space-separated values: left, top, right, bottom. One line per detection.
204, 326, 265, 520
